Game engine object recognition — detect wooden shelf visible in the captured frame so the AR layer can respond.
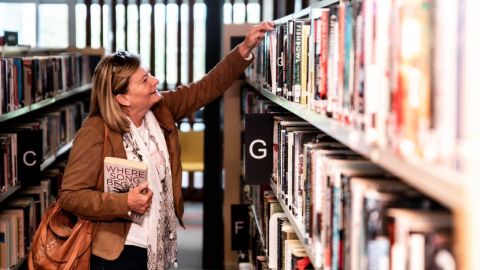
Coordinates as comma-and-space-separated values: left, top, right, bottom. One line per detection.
270, 183, 320, 269
40, 141, 73, 171
0, 185, 21, 204
248, 82, 463, 209
0, 84, 91, 123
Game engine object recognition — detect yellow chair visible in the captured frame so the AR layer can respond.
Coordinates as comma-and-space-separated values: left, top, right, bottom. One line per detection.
178, 130, 204, 200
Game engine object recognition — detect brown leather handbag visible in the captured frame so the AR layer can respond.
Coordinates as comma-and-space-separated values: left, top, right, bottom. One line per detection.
28, 125, 108, 270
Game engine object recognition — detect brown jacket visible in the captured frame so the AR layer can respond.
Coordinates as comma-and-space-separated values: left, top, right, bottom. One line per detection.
60, 46, 252, 260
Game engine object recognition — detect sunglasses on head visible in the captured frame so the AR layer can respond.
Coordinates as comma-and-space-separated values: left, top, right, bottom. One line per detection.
111, 50, 132, 94
112, 50, 131, 73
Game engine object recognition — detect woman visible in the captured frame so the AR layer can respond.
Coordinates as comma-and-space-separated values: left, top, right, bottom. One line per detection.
59, 21, 274, 270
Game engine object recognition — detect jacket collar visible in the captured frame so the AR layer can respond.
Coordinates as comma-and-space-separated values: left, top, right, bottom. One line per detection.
151, 102, 174, 134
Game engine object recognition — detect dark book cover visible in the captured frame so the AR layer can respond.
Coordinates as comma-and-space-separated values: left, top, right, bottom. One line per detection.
13, 58, 23, 109
1, 59, 7, 113
34, 59, 43, 102
22, 58, 34, 106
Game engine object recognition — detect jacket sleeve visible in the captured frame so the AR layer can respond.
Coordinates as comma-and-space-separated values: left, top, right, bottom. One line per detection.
60, 126, 131, 221
160, 45, 253, 122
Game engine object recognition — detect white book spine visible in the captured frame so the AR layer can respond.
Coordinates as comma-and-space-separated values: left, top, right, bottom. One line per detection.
287, 132, 294, 208
431, 0, 458, 167
460, 0, 480, 175
375, 0, 393, 148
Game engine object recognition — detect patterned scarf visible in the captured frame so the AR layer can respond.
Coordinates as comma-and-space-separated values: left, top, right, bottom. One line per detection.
123, 110, 177, 269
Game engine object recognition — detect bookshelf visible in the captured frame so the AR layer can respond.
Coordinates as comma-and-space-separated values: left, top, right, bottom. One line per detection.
0, 48, 101, 270
40, 141, 74, 171
270, 182, 319, 269
0, 185, 21, 204
242, 0, 480, 269
0, 80, 91, 203
248, 82, 462, 210
0, 46, 76, 58
0, 84, 91, 123
0, 140, 78, 204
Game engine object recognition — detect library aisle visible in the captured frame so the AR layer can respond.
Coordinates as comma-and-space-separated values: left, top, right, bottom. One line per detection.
176, 202, 203, 269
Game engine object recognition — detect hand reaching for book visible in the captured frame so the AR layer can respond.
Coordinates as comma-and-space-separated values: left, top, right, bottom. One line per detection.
238, 20, 275, 58
127, 181, 153, 215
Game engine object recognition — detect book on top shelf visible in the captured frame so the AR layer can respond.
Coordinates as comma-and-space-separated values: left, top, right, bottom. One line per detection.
104, 157, 147, 224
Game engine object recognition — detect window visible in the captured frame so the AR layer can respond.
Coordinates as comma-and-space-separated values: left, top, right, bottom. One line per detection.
154, 3, 166, 83
246, 3, 260, 23
39, 4, 69, 47
166, 3, 179, 85
139, 3, 152, 69
181, 3, 188, 84
193, 2, 206, 81
116, 4, 126, 50
224, 0, 260, 25
91, 3, 101, 48
0, 3, 36, 47
103, 4, 112, 53
232, 1, 246, 24
127, 4, 138, 53
223, 2, 232, 24
76, 3, 87, 48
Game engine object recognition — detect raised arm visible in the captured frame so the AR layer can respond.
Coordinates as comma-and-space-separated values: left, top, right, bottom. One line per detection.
159, 21, 275, 122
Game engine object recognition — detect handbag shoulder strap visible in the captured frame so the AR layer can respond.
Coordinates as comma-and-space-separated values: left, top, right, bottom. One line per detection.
95, 123, 109, 190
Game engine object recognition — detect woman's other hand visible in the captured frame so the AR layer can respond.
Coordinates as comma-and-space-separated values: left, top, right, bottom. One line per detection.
127, 181, 153, 215
239, 20, 275, 58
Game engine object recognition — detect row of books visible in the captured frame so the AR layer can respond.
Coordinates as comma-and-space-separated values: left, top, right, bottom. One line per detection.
241, 85, 457, 269
0, 100, 87, 194
242, 185, 314, 270
269, 114, 455, 269
0, 162, 66, 270
0, 179, 52, 268
247, 0, 478, 171
0, 53, 98, 115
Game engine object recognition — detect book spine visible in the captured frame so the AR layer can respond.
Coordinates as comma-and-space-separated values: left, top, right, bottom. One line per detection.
269, 32, 278, 93
327, 12, 339, 117
313, 17, 322, 111
320, 10, 330, 113
276, 26, 285, 95
336, 4, 345, 121
300, 22, 310, 105
293, 21, 303, 103
343, 3, 354, 124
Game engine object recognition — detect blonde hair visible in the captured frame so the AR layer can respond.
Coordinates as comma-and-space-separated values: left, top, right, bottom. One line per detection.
89, 52, 140, 133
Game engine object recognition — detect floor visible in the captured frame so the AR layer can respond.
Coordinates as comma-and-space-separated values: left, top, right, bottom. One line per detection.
175, 202, 204, 269
176, 126, 205, 269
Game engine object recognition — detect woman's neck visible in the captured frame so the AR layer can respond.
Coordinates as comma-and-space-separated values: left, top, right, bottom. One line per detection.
128, 109, 148, 127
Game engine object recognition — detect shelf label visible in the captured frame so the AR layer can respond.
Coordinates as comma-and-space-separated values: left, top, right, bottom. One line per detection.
245, 114, 273, 185
231, 204, 249, 251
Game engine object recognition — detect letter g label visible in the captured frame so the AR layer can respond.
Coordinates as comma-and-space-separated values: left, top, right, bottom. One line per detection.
249, 139, 267, 159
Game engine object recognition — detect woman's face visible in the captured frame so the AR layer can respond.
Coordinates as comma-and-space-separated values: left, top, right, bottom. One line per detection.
123, 66, 161, 113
